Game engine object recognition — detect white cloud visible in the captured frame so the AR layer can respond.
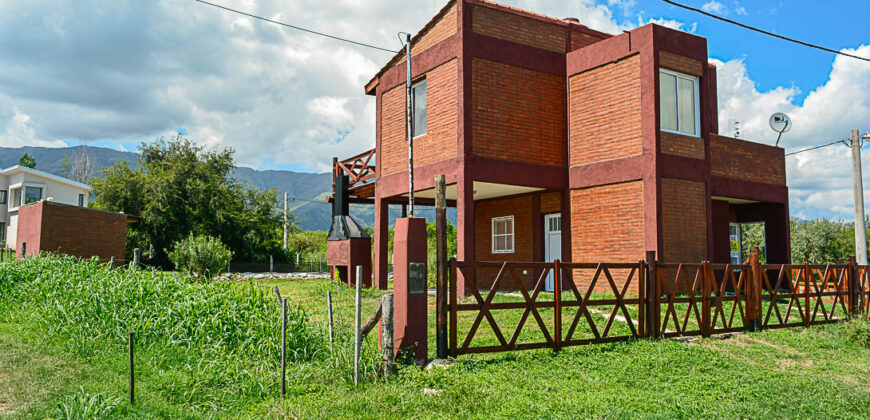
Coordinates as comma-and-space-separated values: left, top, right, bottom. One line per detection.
641, 16, 697, 33
0, 107, 65, 147
701, 1, 727, 14
713, 45, 870, 219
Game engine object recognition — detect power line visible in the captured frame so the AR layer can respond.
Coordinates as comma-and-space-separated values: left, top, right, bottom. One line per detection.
784, 139, 848, 156
190, 0, 399, 54
660, 0, 870, 63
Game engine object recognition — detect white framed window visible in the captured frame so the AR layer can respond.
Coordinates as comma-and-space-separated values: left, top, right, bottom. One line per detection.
491, 216, 514, 254
24, 186, 42, 205
0, 190, 6, 205
11, 188, 22, 208
78, 194, 85, 207
659, 68, 700, 137
411, 79, 427, 138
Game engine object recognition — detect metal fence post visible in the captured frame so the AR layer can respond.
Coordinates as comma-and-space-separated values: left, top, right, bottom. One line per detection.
327, 292, 335, 343
128, 330, 135, 406
281, 297, 287, 398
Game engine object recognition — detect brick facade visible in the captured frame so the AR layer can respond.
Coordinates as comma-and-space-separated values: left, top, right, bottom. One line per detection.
661, 178, 707, 263
472, 58, 564, 166
362, 1, 790, 292
661, 131, 705, 160
17, 201, 127, 262
472, 4, 565, 53
568, 54, 642, 167
711, 134, 786, 185
380, 59, 459, 176
659, 50, 703, 76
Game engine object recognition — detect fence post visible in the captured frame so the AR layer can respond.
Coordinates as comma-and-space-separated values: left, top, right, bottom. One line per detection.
354, 265, 362, 386
381, 293, 396, 376
327, 292, 335, 343
804, 262, 811, 326
449, 258, 458, 357
128, 330, 135, 406
133, 248, 141, 267
554, 259, 562, 351
435, 174, 448, 359
847, 255, 859, 317
281, 297, 287, 398
270, 255, 274, 273
644, 251, 659, 339
701, 261, 712, 337
747, 251, 762, 332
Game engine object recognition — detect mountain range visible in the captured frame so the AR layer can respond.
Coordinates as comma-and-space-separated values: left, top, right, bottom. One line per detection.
0, 145, 451, 231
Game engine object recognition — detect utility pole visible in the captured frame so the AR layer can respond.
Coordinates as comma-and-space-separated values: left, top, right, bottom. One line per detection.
283, 192, 289, 250
851, 129, 868, 265
404, 32, 415, 217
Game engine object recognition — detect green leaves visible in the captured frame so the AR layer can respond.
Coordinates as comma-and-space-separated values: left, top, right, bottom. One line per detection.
167, 234, 232, 279
90, 136, 285, 266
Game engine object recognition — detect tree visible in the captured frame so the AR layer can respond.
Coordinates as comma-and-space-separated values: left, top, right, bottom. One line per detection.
91, 136, 286, 266
18, 153, 35, 169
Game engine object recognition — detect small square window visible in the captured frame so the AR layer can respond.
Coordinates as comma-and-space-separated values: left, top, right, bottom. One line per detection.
411, 79, 427, 138
78, 194, 85, 207
24, 187, 42, 205
659, 69, 699, 137
492, 216, 515, 254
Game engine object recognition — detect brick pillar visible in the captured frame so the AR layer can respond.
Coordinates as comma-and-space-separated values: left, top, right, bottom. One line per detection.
392, 217, 428, 361
374, 197, 390, 289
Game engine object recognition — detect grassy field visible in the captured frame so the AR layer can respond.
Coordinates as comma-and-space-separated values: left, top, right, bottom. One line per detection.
2, 257, 869, 418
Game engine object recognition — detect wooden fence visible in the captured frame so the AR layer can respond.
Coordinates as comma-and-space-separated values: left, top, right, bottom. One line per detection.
446, 252, 869, 357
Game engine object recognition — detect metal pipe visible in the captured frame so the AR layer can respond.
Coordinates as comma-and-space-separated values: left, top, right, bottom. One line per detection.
281, 298, 287, 398
405, 33, 415, 217
128, 330, 135, 405
354, 265, 363, 385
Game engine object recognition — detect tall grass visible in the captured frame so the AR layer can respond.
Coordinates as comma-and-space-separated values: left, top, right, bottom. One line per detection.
0, 255, 326, 406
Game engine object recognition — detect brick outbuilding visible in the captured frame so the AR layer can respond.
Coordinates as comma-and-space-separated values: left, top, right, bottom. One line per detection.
333, 0, 789, 294
16, 201, 131, 263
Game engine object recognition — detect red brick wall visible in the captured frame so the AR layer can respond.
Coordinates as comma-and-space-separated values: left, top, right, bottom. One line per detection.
661, 131, 705, 159
471, 58, 565, 167
570, 30, 604, 51
569, 54, 642, 167
413, 2, 457, 55
661, 178, 707, 263
659, 51, 703, 76
540, 191, 561, 214
570, 181, 645, 293
380, 59, 459, 176
710, 134, 786, 185
472, 4, 565, 53
473, 194, 537, 290
19, 202, 126, 261
15, 203, 42, 256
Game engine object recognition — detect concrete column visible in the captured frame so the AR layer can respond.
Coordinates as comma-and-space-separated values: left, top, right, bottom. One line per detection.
374, 198, 390, 289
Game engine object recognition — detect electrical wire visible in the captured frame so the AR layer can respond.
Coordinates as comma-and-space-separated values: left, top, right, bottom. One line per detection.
190, 0, 399, 54
784, 139, 848, 156
660, 0, 870, 63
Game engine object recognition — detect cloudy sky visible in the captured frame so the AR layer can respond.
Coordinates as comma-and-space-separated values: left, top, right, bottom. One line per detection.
0, 0, 868, 220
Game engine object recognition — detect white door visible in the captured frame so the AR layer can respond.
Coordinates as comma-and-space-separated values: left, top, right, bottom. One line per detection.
544, 213, 562, 292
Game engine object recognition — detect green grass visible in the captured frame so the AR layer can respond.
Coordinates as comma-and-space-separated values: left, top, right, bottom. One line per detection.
1, 256, 869, 418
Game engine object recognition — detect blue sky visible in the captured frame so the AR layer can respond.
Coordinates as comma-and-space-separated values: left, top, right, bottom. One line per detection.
0, 0, 868, 219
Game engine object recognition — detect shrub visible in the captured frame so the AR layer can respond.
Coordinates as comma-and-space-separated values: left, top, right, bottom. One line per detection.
53, 388, 121, 420
167, 234, 232, 279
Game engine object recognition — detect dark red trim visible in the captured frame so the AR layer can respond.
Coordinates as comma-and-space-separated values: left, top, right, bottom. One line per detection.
469, 157, 565, 190
468, 32, 565, 75
566, 33, 636, 76
710, 176, 789, 204
377, 159, 463, 199
569, 155, 649, 189
377, 34, 460, 94
660, 155, 706, 181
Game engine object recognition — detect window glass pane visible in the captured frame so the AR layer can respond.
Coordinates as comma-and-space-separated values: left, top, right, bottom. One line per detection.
505, 236, 513, 251
0, 190, 6, 205
12, 189, 21, 207
412, 80, 427, 137
496, 236, 506, 251
659, 72, 678, 131
678, 77, 696, 135
495, 220, 504, 235
24, 187, 42, 204
505, 219, 513, 234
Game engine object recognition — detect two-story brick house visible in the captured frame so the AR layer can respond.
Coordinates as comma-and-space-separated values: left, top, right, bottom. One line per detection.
334, 0, 789, 294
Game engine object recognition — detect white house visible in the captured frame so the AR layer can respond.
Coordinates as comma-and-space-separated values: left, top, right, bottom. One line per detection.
0, 165, 91, 248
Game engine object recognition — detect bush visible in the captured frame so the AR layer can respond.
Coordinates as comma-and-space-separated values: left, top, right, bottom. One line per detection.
167, 234, 232, 279
53, 388, 121, 420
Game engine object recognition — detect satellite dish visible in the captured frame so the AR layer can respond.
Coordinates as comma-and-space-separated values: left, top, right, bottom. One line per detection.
769, 112, 791, 147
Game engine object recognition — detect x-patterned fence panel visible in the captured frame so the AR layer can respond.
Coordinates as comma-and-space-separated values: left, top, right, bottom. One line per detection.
445, 254, 868, 357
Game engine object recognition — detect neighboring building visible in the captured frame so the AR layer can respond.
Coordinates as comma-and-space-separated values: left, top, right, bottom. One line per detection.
332, 0, 789, 294
0, 165, 91, 249
16, 201, 130, 263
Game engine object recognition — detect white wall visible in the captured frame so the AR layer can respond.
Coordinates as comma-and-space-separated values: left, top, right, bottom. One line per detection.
2, 171, 89, 248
